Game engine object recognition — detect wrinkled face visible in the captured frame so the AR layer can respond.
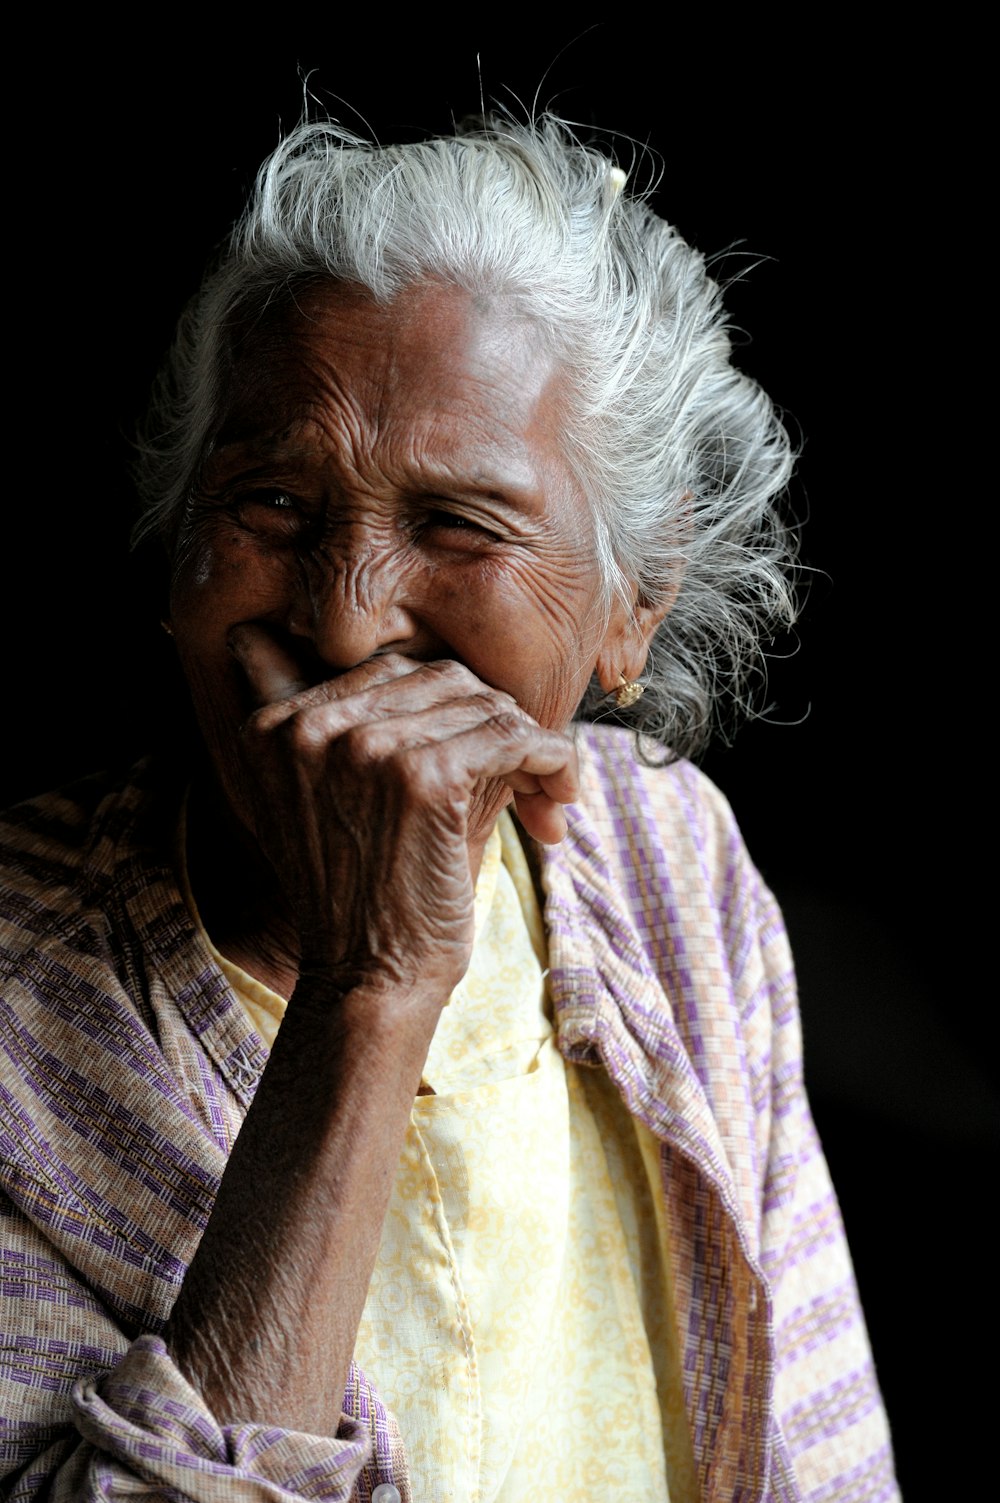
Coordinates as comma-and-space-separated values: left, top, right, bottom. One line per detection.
169, 279, 643, 830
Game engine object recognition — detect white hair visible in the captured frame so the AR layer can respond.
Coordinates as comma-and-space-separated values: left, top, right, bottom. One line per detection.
136, 114, 797, 760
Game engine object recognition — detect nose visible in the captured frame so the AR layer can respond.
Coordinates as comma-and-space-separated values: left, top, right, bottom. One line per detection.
286, 540, 432, 672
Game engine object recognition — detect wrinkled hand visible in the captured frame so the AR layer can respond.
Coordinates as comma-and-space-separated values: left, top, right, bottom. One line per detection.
226, 626, 579, 1002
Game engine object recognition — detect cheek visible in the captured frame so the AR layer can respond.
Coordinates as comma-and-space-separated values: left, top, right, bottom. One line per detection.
167, 539, 291, 755
170, 533, 296, 652
516, 572, 611, 721
431, 556, 606, 725
169, 547, 226, 651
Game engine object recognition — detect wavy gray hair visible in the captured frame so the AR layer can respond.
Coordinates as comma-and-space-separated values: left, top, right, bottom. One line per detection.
135, 114, 796, 761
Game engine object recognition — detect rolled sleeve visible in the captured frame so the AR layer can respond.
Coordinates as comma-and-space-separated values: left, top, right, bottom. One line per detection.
66, 1334, 371, 1501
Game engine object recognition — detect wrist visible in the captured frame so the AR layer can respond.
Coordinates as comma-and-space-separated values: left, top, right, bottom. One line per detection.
283, 970, 447, 1077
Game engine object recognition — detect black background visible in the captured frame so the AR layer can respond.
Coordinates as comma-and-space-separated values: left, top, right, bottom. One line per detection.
6, 24, 989, 1496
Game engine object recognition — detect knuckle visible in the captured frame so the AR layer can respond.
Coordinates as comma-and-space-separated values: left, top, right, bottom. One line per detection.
352, 653, 407, 685
406, 767, 441, 808
425, 658, 475, 689
285, 713, 324, 758
397, 745, 451, 805
240, 705, 280, 743
476, 686, 520, 716
338, 721, 381, 771
487, 709, 532, 739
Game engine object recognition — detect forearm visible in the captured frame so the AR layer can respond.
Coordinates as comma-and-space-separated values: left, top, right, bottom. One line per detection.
165, 974, 440, 1433
1, 978, 415, 1501
164, 647, 581, 1432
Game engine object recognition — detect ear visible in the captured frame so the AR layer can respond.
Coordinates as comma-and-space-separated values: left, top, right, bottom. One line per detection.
593, 578, 679, 696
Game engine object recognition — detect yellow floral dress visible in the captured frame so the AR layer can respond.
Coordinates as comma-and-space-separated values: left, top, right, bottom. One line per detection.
189, 812, 698, 1502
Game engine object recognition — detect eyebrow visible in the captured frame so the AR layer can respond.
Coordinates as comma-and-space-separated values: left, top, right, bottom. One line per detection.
204, 430, 546, 513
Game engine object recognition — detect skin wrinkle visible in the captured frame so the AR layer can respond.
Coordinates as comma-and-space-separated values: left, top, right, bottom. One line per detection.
175, 286, 660, 934
205, 292, 560, 523
162, 279, 673, 1434
186, 294, 640, 901
176, 281, 649, 780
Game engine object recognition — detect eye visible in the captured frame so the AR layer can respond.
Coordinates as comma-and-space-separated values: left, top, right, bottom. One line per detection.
419, 506, 502, 546
230, 489, 310, 540
429, 510, 475, 529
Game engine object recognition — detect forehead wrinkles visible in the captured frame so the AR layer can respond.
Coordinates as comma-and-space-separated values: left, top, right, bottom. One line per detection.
212, 320, 383, 458
294, 278, 565, 428
210, 280, 581, 505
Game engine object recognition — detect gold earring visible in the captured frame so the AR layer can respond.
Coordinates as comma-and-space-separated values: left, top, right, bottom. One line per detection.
614, 673, 644, 708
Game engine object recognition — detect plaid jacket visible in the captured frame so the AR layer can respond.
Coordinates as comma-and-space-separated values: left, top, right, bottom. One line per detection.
0, 728, 898, 1500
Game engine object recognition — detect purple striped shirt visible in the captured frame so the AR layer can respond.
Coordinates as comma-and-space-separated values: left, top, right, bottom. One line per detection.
0, 727, 898, 1500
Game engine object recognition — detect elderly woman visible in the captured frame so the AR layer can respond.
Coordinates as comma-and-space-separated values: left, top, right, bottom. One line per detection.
0, 116, 897, 1501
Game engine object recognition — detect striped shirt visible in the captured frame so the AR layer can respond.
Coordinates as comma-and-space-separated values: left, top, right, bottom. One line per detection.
0, 726, 899, 1501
